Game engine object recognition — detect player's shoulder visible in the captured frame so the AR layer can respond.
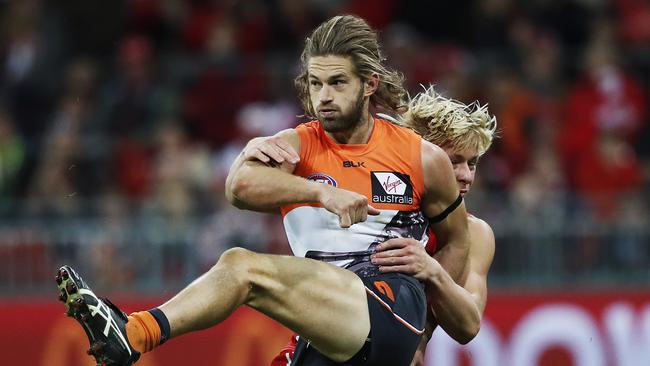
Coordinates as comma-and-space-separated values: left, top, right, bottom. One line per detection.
378, 117, 423, 139
420, 139, 446, 156
270, 127, 301, 152
295, 120, 320, 131
275, 127, 300, 139
468, 214, 495, 241
292, 120, 322, 139
420, 139, 453, 174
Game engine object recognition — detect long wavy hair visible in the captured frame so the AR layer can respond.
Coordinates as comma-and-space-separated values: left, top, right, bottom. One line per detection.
295, 15, 408, 117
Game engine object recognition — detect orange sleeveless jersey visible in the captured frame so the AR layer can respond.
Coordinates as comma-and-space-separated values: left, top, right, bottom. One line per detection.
280, 118, 429, 261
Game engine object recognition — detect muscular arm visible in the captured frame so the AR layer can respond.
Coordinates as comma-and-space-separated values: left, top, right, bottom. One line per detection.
225, 129, 319, 211
373, 217, 494, 345
374, 142, 493, 353
226, 129, 379, 226
420, 141, 470, 283
426, 217, 495, 343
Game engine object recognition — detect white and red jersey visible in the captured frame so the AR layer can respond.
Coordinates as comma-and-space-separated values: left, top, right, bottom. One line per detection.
280, 118, 429, 265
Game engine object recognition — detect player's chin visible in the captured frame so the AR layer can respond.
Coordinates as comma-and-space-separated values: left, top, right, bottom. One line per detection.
320, 119, 350, 133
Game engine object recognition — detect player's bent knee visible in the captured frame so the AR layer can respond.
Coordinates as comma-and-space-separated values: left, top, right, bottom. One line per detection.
215, 247, 256, 278
217, 247, 283, 305
218, 247, 253, 266
216, 247, 275, 281
211, 247, 259, 296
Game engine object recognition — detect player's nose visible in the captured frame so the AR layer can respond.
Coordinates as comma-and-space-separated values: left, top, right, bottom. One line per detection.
319, 85, 334, 103
456, 163, 471, 182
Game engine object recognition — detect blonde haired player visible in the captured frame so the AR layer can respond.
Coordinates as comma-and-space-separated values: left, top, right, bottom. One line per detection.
376, 86, 497, 365
261, 86, 497, 365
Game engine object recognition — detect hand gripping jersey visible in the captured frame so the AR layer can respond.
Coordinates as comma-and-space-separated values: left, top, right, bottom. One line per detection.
280, 118, 429, 266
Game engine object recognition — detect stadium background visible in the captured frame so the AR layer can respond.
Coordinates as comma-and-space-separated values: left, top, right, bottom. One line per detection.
0, 0, 649, 365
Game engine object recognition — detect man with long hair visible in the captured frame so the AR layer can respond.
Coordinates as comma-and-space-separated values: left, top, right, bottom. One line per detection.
262, 86, 497, 365
57, 16, 470, 366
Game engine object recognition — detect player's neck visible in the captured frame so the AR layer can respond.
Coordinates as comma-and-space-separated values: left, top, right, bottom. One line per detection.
326, 112, 374, 145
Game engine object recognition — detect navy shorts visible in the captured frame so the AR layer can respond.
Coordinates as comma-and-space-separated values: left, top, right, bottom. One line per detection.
292, 272, 427, 366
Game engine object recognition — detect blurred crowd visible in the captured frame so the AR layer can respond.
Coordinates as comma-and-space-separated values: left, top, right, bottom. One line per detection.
1, 0, 649, 293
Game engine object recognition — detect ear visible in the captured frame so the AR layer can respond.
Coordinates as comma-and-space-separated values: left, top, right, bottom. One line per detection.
364, 73, 379, 97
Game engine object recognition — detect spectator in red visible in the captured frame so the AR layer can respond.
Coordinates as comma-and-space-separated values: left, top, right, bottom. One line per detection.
99, 35, 168, 200
182, 15, 267, 148
573, 132, 643, 220
559, 25, 647, 189
616, 0, 650, 45
560, 23, 646, 218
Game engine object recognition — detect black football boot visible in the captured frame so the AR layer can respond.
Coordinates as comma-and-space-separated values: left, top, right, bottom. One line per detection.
56, 265, 141, 366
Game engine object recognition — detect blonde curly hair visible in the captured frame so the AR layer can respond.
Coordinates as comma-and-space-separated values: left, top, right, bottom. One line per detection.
396, 86, 497, 156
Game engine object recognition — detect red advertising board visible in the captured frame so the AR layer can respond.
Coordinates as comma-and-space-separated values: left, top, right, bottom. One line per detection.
2, 291, 649, 365
0, 298, 293, 366
425, 290, 650, 366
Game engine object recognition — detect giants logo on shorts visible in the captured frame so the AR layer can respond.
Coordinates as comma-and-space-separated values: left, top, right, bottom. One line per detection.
371, 171, 413, 205
306, 173, 337, 187
373, 280, 395, 302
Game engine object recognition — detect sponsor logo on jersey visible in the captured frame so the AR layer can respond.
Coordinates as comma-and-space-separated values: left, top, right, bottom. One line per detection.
306, 172, 337, 187
371, 171, 413, 205
343, 160, 366, 168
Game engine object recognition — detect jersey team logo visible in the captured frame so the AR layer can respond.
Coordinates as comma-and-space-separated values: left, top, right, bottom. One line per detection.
307, 173, 337, 187
371, 171, 413, 205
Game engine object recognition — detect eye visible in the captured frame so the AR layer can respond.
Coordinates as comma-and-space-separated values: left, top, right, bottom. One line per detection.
309, 80, 322, 91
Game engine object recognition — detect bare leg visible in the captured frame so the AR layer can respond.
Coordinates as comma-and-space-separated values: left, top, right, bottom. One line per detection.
158, 247, 370, 362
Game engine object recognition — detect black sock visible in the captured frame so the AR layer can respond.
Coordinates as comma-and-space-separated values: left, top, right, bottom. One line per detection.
147, 308, 171, 344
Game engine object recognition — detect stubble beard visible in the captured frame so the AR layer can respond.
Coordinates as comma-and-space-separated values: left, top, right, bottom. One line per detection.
319, 87, 366, 133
